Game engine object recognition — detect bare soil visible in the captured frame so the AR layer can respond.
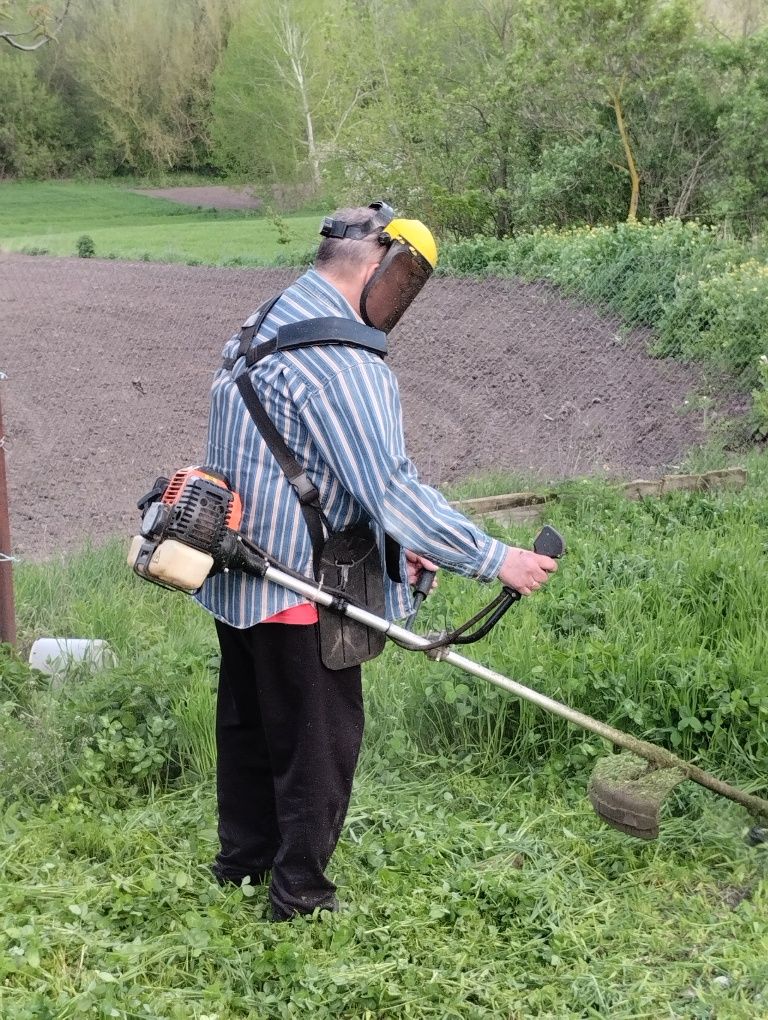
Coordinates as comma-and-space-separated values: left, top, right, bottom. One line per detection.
1, 254, 717, 560
134, 185, 262, 210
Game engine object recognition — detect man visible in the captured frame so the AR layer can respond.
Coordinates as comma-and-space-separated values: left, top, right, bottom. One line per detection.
197, 202, 557, 920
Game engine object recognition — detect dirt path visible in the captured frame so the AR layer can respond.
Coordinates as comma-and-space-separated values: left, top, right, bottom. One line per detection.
1, 254, 712, 559
134, 185, 262, 210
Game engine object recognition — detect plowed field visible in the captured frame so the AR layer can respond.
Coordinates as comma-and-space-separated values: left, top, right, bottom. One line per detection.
1, 253, 710, 558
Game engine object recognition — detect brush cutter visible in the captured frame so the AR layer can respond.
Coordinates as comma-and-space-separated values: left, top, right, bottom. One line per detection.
128, 466, 768, 844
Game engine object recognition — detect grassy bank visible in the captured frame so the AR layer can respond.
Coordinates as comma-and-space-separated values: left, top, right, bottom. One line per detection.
0, 181, 319, 265
1, 469, 767, 1016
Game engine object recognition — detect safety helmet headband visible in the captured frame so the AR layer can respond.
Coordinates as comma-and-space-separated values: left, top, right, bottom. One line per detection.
319, 200, 394, 242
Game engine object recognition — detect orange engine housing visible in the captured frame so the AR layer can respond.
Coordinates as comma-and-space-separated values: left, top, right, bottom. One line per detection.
161, 466, 243, 532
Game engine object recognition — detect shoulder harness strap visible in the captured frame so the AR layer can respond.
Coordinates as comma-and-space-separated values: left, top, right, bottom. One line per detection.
246, 316, 387, 367
227, 299, 399, 582
221, 292, 283, 370
234, 372, 327, 576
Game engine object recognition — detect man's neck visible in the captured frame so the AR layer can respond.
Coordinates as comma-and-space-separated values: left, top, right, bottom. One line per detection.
315, 268, 362, 321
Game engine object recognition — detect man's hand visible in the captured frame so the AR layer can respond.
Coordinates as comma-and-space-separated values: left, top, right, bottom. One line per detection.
405, 550, 439, 589
497, 546, 558, 596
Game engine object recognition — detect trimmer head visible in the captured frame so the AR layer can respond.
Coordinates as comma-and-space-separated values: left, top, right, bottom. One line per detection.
588, 752, 687, 840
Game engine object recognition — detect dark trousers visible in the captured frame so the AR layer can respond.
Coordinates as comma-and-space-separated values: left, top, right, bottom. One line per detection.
213, 618, 364, 919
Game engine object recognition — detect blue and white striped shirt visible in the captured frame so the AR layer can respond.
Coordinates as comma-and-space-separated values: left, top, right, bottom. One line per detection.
196, 269, 507, 628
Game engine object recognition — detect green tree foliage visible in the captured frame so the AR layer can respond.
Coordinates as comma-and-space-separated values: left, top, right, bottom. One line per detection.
705, 30, 768, 233
0, 47, 72, 175
0, 0, 239, 177
3, 0, 768, 238
325, 0, 718, 234
209, 0, 375, 198
209, 0, 308, 186
59, 0, 239, 174
515, 0, 699, 222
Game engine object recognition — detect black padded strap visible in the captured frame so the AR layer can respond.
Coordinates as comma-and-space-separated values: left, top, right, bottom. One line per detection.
222, 293, 283, 370
234, 373, 326, 575
246, 317, 387, 367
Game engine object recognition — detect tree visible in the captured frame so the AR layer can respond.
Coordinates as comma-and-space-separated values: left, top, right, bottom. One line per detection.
704, 29, 768, 231
0, 42, 73, 175
0, 0, 70, 51
63, 0, 238, 173
517, 0, 699, 222
271, 2, 321, 189
210, 0, 370, 196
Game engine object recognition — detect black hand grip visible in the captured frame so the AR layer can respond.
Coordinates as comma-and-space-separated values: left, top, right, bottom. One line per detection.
501, 526, 565, 602
533, 525, 566, 559
404, 568, 437, 631
413, 568, 437, 600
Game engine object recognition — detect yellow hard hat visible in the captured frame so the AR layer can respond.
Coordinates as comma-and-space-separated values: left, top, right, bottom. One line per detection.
381, 218, 439, 270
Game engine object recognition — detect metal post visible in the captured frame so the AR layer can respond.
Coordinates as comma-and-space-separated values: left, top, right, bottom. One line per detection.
0, 372, 17, 648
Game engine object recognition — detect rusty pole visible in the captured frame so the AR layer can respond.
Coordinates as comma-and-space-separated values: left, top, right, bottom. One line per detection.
0, 371, 17, 647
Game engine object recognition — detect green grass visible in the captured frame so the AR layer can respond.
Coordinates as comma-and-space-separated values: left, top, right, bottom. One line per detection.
0, 180, 319, 265
1, 464, 767, 1016
0, 771, 764, 1019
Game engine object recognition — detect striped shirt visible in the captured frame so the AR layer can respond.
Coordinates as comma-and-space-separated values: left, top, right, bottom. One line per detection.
196, 269, 507, 628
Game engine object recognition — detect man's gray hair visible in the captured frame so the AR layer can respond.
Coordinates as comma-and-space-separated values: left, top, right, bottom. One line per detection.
315, 206, 390, 272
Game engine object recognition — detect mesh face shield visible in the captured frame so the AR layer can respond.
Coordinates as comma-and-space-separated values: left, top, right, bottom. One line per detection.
360, 241, 434, 333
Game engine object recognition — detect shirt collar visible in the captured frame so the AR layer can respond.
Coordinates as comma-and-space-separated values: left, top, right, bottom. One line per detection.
296, 268, 359, 320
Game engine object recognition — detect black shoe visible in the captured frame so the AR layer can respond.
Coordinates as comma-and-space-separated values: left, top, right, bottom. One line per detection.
270, 896, 339, 922
211, 863, 269, 887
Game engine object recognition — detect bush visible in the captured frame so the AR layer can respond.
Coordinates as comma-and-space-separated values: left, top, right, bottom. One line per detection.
76, 234, 96, 258
677, 259, 768, 382
437, 236, 510, 275
0, 641, 212, 807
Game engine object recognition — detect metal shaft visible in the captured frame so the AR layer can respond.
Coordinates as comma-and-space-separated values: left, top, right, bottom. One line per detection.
0, 377, 16, 647
263, 564, 768, 821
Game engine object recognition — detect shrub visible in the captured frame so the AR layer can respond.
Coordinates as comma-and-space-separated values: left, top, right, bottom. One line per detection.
0, 642, 208, 806
680, 260, 768, 383
437, 236, 509, 275
270, 211, 293, 245
76, 234, 96, 258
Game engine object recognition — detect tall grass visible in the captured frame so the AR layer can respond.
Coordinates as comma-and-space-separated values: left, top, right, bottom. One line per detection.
6, 460, 768, 799
2, 470, 767, 1016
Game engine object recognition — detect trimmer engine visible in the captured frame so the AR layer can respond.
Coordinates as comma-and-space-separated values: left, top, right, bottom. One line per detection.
128, 467, 244, 592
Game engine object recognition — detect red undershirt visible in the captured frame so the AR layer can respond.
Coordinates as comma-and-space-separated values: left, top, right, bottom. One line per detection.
262, 602, 319, 625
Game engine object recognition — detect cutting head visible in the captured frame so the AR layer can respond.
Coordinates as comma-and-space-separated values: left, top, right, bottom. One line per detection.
588, 752, 687, 840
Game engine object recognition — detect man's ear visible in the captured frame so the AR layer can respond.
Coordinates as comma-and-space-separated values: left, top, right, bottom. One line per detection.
362, 259, 380, 287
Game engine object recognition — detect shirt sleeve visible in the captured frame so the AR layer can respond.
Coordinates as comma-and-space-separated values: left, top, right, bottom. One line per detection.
296, 358, 507, 581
